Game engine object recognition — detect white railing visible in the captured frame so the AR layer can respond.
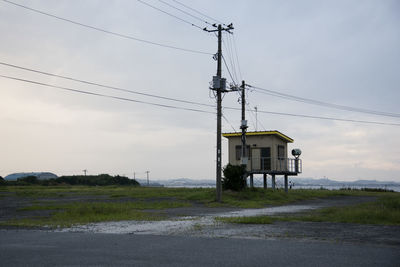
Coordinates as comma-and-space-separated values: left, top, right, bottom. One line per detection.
250, 157, 302, 173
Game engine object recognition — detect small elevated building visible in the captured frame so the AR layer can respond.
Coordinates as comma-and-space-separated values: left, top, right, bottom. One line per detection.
223, 131, 302, 192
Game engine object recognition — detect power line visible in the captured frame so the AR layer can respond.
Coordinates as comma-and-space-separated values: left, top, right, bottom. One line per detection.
2, 64, 399, 127
2, 73, 399, 127
222, 114, 238, 133
1, 0, 212, 55
171, 0, 224, 25
221, 55, 237, 86
231, 34, 243, 81
223, 106, 400, 127
0, 61, 215, 108
248, 84, 400, 118
0, 74, 215, 114
222, 35, 239, 84
137, 0, 203, 30
157, 0, 213, 26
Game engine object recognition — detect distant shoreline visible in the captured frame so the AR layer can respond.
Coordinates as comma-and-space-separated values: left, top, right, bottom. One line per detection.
162, 184, 400, 192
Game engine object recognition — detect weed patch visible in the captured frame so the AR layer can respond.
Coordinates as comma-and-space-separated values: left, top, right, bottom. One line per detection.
217, 193, 400, 225
5, 201, 189, 228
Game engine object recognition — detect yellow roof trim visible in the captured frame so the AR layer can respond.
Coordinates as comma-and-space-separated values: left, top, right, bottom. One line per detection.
222, 131, 294, 143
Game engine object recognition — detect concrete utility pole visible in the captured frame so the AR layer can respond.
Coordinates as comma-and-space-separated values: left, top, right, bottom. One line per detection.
240, 80, 248, 186
204, 23, 234, 202
240, 80, 248, 165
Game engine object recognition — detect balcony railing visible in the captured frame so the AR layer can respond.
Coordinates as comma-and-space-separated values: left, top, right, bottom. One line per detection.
250, 157, 302, 174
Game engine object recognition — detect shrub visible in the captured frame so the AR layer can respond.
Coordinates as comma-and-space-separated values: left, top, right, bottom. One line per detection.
17, 176, 39, 185
222, 164, 246, 191
56, 174, 140, 186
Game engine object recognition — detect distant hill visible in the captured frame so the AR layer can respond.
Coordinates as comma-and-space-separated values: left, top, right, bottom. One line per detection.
4, 172, 58, 181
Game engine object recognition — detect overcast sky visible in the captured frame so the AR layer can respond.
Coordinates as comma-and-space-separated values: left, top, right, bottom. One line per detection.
1, 0, 399, 182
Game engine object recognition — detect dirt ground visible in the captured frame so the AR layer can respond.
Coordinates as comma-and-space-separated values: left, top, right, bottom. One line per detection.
1, 191, 399, 246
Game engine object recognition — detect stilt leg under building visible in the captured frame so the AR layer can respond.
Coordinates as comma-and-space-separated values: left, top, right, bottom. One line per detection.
250, 174, 254, 188
263, 174, 267, 189
272, 174, 276, 190
284, 175, 288, 193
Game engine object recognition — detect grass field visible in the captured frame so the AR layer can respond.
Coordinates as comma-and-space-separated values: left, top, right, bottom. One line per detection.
0, 185, 385, 207
5, 201, 190, 228
1, 185, 399, 227
218, 193, 400, 225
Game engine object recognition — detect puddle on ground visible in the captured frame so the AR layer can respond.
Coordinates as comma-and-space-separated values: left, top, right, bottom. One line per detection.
218, 205, 319, 217
60, 203, 323, 235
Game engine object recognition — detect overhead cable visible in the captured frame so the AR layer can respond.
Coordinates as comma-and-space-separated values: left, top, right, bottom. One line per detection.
0, 74, 215, 114
2, 64, 399, 127
171, 0, 224, 25
231, 34, 243, 81
157, 0, 213, 25
137, 0, 203, 30
249, 84, 400, 118
222, 114, 238, 133
222, 35, 239, 84
0, 61, 215, 108
1, 0, 212, 55
223, 106, 400, 127
221, 55, 238, 86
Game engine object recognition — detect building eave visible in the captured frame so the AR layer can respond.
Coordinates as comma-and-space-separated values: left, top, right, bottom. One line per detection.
222, 131, 294, 143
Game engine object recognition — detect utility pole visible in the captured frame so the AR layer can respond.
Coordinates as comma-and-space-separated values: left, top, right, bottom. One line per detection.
240, 80, 247, 165
83, 169, 87, 176
146, 171, 150, 186
133, 172, 136, 180
240, 81, 248, 188
204, 23, 234, 202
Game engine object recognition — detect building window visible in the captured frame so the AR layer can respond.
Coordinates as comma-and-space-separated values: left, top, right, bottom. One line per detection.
235, 145, 250, 161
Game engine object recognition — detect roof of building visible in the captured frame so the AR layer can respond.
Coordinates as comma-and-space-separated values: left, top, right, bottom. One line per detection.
222, 131, 294, 143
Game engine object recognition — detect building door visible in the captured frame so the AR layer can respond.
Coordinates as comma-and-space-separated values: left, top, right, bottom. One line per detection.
277, 145, 286, 171
260, 147, 271, 171
251, 148, 261, 171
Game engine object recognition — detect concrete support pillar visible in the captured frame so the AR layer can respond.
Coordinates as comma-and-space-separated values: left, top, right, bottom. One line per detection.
284, 175, 288, 193
272, 174, 276, 190
250, 173, 254, 188
263, 174, 267, 189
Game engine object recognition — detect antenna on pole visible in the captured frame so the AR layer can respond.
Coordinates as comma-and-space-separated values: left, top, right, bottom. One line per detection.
254, 106, 258, 131
146, 171, 150, 186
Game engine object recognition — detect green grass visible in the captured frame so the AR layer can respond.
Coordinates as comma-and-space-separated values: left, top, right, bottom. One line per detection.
1, 185, 386, 208
3, 201, 190, 228
1, 186, 216, 201
3, 185, 398, 227
17, 200, 190, 212
213, 188, 372, 208
217, 193, 400, 225
283, 194, 400, 225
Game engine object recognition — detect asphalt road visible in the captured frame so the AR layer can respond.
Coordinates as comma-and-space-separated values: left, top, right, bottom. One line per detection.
1, 230, 398, 266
